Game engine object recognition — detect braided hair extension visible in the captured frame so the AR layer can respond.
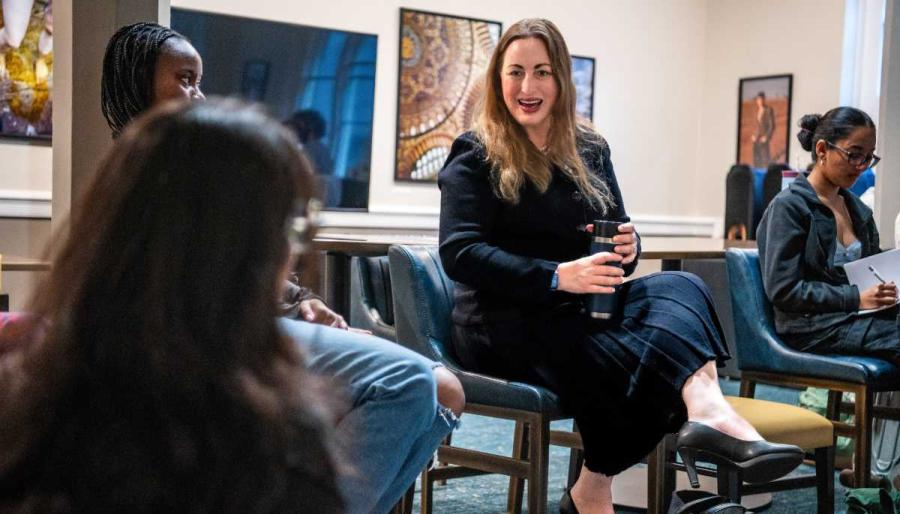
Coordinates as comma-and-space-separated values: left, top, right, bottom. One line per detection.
101, 22, 185, 136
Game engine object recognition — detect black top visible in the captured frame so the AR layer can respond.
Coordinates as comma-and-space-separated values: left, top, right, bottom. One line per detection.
438, 131, 640, 326
757, 172, 881, 335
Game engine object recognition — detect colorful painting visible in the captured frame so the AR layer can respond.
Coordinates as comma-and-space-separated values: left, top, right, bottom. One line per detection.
0, 0, 52, 140
571, 55, 595, 121
737, 74, 792, 169
394, 9, 500, 182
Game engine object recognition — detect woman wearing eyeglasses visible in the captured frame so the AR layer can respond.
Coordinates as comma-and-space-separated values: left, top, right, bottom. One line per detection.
757, 106, 899, 363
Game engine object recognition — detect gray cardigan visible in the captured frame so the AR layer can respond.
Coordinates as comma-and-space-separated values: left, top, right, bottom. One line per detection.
756, 172, 881, 337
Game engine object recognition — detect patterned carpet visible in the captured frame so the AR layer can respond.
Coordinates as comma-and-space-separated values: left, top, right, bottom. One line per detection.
409, 380, 849, 513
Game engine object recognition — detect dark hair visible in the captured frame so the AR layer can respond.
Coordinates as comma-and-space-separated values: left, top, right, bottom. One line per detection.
0, 99, 342, 513
797, 106, 876, 159
756, 92, 766, 99
285, 110, 327, 142
101, 22, 187, 136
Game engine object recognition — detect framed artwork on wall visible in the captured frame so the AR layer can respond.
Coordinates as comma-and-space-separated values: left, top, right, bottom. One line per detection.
0, 0, 53, 141
736, 74, 792, 169
571, 55, 595, 121
394, 8, 501, 182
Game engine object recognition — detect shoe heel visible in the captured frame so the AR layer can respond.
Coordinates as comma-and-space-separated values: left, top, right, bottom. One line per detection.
678, 447, 701, 488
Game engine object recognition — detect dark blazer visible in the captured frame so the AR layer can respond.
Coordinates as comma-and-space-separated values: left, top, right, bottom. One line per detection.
438, 131, 639, 327
757, 172, 881, 336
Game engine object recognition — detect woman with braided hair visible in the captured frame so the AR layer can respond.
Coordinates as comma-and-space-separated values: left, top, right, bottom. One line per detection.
101, 21, 203, 137
100, 21, 346, 326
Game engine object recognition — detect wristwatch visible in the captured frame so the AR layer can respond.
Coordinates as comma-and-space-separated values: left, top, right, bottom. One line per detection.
550, 268, 559, 291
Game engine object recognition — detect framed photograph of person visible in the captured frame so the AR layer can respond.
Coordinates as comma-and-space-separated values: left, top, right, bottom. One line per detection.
571, 55, 595, 121
394, 8, 501, 182
0, 0, 53, 141
736, 74, 792, 169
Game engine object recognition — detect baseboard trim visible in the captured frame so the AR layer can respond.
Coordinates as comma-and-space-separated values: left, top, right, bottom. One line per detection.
0, 190, 52, 219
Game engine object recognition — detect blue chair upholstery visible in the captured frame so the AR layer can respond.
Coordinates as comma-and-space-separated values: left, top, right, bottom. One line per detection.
725, 248, 900, 487
727, 249, 900, 387
388, 244, 574, 514
389, 245, 563, 415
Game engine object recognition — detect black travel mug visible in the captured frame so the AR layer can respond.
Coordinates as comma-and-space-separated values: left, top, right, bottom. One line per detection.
588, 220, 622, 320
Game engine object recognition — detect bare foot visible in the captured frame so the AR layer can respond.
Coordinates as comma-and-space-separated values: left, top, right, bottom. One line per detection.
688, 411, 762, 442
570, 468, 615, 514
682, 361, 762, 442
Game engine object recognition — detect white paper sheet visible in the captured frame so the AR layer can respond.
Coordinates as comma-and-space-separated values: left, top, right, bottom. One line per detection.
844, 248, 900, 315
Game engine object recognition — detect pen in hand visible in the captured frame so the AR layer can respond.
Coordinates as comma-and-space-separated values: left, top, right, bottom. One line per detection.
869, 265, 887, 285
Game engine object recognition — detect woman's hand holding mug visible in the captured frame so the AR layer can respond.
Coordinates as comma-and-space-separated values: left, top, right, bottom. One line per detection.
584, 222, 638, 266
556, 252, 624, 294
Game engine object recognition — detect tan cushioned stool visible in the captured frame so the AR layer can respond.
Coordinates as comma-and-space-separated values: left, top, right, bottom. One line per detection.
726, 396, 834, 450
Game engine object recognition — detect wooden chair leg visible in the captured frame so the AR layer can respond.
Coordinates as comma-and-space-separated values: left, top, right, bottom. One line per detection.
567, 449, 584, 489
437, 433, 452, 486
815, 446, 836, 514
406, 483, 415, 514
388, 482, 416, 514
826, 390, 842, 421
507, 420, 528, 514
527, 415, 551, 514
566, 421, 583, 487
647, 434, 676, 514
419, 467, 433, 514
854, 388, 873, 488
716, 469, 743, 504
739, 378, 756, 398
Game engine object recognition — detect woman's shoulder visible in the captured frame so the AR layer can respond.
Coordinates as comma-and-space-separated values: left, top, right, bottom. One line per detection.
452, 131, 488, 156
759, 186, 813, 237
764, 188, 809, 219
439, 132, 492, 185
576, 127, 611, 167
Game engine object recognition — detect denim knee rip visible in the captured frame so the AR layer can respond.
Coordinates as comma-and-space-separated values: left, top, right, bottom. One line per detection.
429, 405, 461, 471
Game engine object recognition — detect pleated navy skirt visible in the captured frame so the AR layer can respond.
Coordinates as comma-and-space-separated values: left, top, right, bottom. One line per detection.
452, 271, 731, 475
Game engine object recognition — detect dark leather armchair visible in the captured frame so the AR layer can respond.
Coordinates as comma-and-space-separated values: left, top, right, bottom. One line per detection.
726, 248, 900, 487
388, 244, 581, 514
349, 256, 397, 341
724, 165, 754, 240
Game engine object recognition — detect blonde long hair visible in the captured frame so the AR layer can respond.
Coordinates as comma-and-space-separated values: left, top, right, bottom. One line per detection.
476, 18, 613, 211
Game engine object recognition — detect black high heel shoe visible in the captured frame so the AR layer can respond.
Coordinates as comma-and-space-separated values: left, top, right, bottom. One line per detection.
676, 421, 804, 488
558, 487, 580, 514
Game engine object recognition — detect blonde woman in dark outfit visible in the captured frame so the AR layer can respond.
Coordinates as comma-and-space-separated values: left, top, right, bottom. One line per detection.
438, 18, 802, 514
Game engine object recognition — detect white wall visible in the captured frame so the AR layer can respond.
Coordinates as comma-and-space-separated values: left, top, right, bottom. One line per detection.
169, 0, 711, 228
0, 0, 849, 227
875, 0, 900, 241
0, 141, 52, 196
697, 0, 846, 218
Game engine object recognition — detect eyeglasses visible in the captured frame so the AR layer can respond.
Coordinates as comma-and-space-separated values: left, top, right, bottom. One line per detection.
825, 140, 881, 168
287, 199, 321, 255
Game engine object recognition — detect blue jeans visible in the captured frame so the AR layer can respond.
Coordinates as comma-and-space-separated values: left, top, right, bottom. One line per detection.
278, 319, 458, 514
